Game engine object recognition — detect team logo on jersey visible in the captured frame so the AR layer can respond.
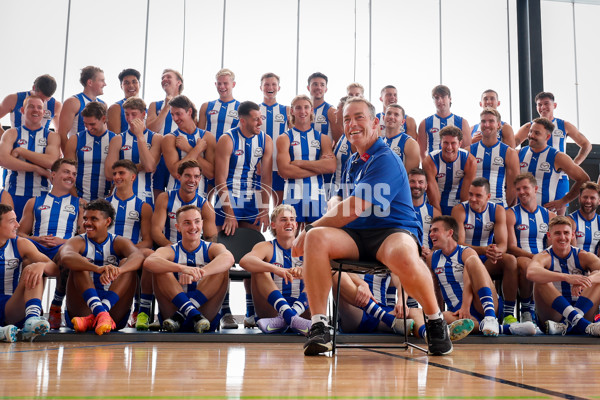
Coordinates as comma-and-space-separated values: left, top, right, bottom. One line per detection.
168, 212, 176, 219
37, 138, 47, 147
539, 162, 551, 172
146, 143, 152, 149
274, 114, 285, 123
106, 255, 118, 266
254, 148, 263, 157
315, 115, 327, 123
594, 231, 600, 239
6, 259, 19, 269
43, 110, 52, 119
17, 139, 27, 145
493, 157, 504, 166
465, 224, 474, 230
340, 143, 348, 154
294, 260, 303, 267
81, 146, 93, 152
517, 224, 528, 231
291, 141, 300, 146
455, 170, 465, 178
273, 262, 283, 269
484, 222, 495, 231
121, 145, 132, 151
37, 205, 51, 211
392, 147, 401, 156
576, 231, 585, 238
235, 150, 244, 156
228, 110, 238, 119
128, 210, 140, 221
553, 128, 564, 137
64, 205, 76, 215
209, 110, 218, 115
424, 215, 432, 224
436, 173, 446, 179
104, 145, 110, 154
310, 140, 320, 149
520, 162, 528, 168
539, 223, 549, 233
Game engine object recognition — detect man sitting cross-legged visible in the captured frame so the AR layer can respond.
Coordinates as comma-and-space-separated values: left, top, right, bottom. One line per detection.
240, 205, 311, 335
144, 205, 233, 333
428, 216, 536, 337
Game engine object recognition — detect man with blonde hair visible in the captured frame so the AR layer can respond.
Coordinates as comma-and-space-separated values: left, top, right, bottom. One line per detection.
346, 82, 364, 97
198, 68, 240, 139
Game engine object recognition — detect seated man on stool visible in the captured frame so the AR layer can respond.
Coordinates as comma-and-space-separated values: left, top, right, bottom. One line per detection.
240, 204, 311, 335
293, 97, 453, 356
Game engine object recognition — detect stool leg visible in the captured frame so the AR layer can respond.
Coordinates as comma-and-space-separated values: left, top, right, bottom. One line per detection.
332, 264, 343, 355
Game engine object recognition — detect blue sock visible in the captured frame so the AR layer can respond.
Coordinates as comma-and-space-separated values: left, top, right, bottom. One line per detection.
101, 291, 120, 311
364, 299, 395, 327
221, 291, 232, 315
139, 293, 154, 315
418, 324, 426, 339
267, 290, 296, 325
245, 294, 255, 318
551, 296, 589, 334
25, 299, 42, 319
520, 297, 535, 313
503, 300, 516, 319
190, 290, 208, 308
477, 287, 496, 318
292, 292, 308, 315
499, 324, 512, 335
83, 288, 108, 316
574, 296, 594, 316
51, 290, 65, 307
171, 292, 201, 319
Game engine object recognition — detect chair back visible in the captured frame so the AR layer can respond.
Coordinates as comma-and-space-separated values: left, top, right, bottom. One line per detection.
217, 228, 265, 264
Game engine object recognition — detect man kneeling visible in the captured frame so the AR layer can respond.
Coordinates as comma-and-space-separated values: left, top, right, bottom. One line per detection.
144, 205, 233, 333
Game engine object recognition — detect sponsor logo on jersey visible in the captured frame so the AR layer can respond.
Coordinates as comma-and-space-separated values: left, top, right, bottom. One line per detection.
128, 210, 140, 221
594, 231, 600, 239
553, 128, 564, 137
43, 110, 52, 119
538, 162, 551, 172
476, 157, 483, 164
455, 170, 465, 178
104, 145, 110, 154
168, 211, 176, 219
434, 266, 444, 274
273, 263, 283, 269
431, 128, 439, 134
64, 204, 76, 215
106, 255, 118, 266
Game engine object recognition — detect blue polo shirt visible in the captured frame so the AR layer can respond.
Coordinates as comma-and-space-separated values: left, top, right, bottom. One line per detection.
338, 137, 422, 242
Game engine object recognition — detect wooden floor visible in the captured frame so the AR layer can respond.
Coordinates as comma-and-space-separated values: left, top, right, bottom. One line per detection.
0, 342, 598, 399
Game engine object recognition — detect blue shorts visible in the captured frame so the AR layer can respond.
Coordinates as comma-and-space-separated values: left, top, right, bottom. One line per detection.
152, 156, 170, 192
214, 194, 261, 226
272, 171, 285, 192
284, 198, 326, 223
29, 240, 62, 260
10, 194, 32, 221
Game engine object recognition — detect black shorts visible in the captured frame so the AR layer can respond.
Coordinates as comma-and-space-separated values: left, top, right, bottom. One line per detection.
341, 227, 421, 261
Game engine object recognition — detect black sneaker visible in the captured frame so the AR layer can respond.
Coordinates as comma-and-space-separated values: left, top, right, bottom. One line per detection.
303, 322, 333, 356
426, 318, 453, 356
